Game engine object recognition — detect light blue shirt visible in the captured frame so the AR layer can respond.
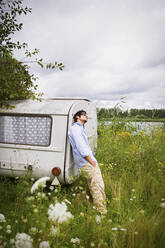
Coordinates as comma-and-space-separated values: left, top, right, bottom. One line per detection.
68, 122, 97, 169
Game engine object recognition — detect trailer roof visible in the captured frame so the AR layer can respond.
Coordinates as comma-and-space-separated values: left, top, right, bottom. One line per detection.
0, 98, 90, 115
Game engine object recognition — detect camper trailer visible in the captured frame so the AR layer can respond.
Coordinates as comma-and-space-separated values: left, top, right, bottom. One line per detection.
0, 98, 97, 185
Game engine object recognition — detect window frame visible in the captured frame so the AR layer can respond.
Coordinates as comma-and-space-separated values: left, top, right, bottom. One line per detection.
0, 113, 53, 147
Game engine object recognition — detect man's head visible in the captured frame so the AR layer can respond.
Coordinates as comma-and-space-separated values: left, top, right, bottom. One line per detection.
73, 110, 88, 124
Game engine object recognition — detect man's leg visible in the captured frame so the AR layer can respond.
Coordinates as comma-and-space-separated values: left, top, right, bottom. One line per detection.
81, 163, 107, 214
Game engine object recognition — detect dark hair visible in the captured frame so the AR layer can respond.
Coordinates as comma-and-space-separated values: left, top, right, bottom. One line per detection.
73, 110, 87, 122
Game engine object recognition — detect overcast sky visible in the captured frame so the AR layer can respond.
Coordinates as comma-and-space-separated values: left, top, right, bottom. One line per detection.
14, 0, 165, 109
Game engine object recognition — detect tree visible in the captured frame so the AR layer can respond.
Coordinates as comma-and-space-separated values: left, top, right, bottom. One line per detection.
0, 0, 64, 108
0, 53, 39, 108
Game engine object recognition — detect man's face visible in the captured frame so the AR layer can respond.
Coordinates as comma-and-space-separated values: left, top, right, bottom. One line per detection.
77, 112, 88, 123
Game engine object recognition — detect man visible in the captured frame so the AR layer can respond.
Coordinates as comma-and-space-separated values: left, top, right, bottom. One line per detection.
68, 110, 107, 215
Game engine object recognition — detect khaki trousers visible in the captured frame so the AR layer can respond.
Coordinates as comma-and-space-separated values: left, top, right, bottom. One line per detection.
81, 163, 107, 214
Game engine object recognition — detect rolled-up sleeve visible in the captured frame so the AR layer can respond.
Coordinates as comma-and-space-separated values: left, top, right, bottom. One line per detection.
71, 126, 90, 157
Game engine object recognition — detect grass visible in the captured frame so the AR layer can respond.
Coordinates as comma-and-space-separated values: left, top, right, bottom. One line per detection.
0, 120, 165, 248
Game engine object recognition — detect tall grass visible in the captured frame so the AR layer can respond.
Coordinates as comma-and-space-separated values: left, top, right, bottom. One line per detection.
0, 120, 165, 248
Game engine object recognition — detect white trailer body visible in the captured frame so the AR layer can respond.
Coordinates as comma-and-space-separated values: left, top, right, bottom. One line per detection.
0, 98, 97, 184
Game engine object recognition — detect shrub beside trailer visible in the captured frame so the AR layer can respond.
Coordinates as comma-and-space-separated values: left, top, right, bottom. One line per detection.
0, 98, 97, 185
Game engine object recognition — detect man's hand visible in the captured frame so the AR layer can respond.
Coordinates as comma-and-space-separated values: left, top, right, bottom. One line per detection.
84, 155, 97, 167
91, 161, 97, 167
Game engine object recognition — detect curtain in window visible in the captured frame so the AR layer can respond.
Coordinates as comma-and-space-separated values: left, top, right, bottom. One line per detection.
0, 115, 51, 146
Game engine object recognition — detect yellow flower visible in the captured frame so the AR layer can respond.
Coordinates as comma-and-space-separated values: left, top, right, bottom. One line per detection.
158, 162, 165, 168
117, 131, 131, 139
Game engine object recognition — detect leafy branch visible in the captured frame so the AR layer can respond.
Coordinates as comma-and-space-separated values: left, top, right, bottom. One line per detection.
0, 0, 64, 109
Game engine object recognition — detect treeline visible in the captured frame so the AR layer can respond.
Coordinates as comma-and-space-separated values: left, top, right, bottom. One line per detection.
97, 108, 165, 119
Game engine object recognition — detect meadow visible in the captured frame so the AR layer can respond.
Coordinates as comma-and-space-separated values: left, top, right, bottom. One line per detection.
0, 119, 165, 248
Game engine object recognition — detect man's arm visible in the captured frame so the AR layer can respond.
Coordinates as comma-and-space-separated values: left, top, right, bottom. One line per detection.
70, 125, 97, 167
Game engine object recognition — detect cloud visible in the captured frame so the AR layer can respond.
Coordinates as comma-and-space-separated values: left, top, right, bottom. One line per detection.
14, 0, 165, 109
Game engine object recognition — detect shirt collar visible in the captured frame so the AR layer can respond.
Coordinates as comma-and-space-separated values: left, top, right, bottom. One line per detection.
75, 122, 83, 127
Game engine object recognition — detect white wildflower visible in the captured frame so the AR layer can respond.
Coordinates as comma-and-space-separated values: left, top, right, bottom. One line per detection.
95, 215, 101, 224
160, 202, 165, 208
129, 218, 135, 222
26, 196, 35, 202
131, 189, 135, 192
0, 214, 6, 223
64, 199, 71, 205
111, 227, 118, 231
72, 193, 76, 197
120, 228, 127, 231
33, 208, 38, 213
10, 239, 15, 244
22, 219, 28, 223
6, 229, 12, 234
40, 193, 46, 199
161, 198, 165, 201
108, 219, 112, 223
70, 237, 80, 244
7, 225, 11, 230
86, 195, 90, 200
30, 177, 50, 194
50, 226, 59, 236
15, 233, 33, 248
91, 242, 95, 247
133, 196, 136, 199
49, 186, 54, 191
48, 193, 51, 196
52, 197, 57, 202
29, 227, 37, 235
130, 198, 133, 201
48, 202, 73, 224
39, 241, 50, 248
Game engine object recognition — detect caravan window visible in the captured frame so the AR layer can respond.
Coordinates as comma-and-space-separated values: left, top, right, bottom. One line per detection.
0, 115, 52, 146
